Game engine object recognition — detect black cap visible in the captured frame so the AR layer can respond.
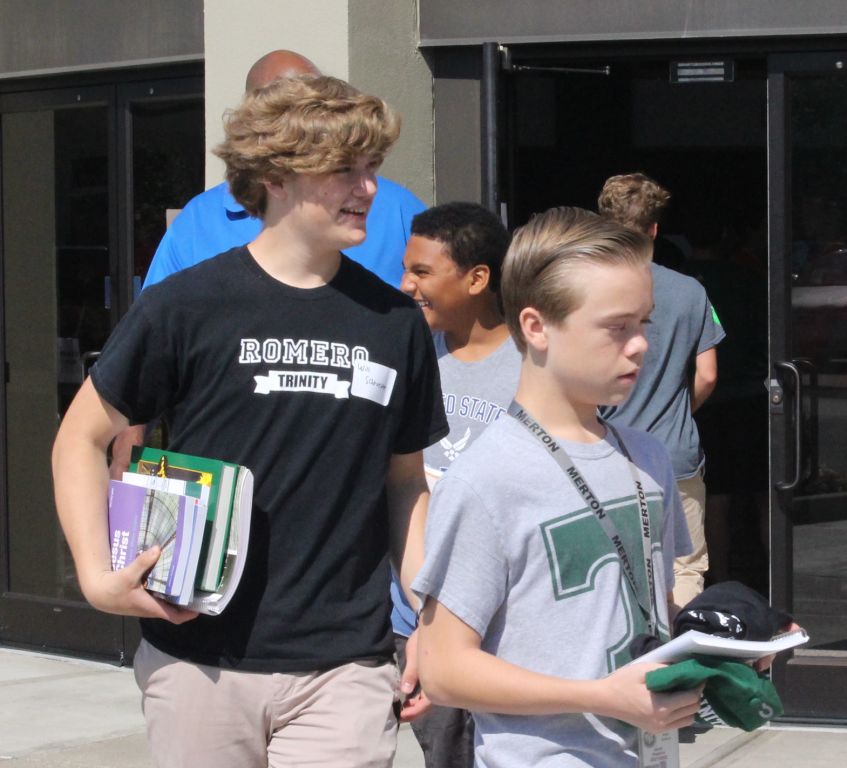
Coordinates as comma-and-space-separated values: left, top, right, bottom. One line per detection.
674, 581, 793, 641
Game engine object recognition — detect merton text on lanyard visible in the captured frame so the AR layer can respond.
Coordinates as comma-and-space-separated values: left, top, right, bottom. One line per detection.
507, 401, 659, 637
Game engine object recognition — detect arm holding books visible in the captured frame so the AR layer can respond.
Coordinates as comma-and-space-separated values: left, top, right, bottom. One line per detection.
417, 599, 701, 734
52, 379, 197, 623
109, 423, 146, 480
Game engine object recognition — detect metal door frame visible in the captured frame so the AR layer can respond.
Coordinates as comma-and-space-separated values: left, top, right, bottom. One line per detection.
768, 50, 847, 723
488, 35, 847, 722
0, 66, 201, 661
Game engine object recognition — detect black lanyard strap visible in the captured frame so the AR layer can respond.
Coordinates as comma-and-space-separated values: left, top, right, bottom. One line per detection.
508, 401, 658, 636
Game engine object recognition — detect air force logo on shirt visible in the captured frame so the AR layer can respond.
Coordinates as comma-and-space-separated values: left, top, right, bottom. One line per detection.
239, 337, 396, 406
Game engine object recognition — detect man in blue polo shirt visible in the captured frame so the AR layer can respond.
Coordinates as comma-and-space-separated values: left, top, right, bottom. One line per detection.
143, 50, 424, 290
144, 176, 421, 289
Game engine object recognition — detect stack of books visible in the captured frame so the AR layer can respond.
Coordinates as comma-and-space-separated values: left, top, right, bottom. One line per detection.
107, 447, 253, 615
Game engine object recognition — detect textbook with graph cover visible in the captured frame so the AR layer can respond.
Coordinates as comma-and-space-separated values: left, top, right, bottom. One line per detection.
107, 480, 206, 606
108, 449, 254, 615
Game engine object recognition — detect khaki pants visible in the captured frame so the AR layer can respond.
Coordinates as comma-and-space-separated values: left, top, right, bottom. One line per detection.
134, 639, 398, 768
672, 473, 708, 609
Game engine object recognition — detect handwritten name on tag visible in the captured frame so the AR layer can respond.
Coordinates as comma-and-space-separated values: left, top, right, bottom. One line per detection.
351, 359, 397, 406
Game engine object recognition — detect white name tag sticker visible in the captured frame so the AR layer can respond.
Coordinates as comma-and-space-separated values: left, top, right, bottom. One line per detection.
351, 359, 397, 406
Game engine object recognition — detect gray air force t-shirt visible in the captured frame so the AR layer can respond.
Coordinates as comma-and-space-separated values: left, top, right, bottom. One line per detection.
601, 262, 725, 479
423, 333, 522, 476
414, 416, 692, 768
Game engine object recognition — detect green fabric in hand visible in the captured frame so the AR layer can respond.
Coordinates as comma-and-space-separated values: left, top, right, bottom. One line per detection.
645, 657, 783, 732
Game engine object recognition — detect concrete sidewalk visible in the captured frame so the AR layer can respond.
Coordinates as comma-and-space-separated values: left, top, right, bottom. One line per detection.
1, 646, 845, 767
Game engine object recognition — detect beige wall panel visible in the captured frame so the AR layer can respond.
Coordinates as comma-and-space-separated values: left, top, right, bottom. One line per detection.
203, 0, 350, 185
434, 75, 481, 204
349, 0, 435, 204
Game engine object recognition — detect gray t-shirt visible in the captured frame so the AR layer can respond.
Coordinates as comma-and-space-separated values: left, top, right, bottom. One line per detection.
423, 333, 522, 476
601, 263, 725, 479
414, 416, 692, 768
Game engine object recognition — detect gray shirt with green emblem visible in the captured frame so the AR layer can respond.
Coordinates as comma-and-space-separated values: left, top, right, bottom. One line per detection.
414, 416, 692, 768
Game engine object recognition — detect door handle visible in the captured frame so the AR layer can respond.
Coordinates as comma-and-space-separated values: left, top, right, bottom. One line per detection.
793, 357, 819, 483
774, 360, 802, 491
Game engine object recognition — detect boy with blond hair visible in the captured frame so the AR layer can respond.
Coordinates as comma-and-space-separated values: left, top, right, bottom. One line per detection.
52, 75, 447, 768
415, 207, 698, 767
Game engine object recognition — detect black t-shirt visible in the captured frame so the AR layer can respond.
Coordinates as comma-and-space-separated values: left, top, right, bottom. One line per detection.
92, 247, 447, 671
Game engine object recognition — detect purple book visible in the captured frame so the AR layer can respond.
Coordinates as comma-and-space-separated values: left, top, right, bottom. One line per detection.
107, 479, 193, 600
108, 481, 146, 572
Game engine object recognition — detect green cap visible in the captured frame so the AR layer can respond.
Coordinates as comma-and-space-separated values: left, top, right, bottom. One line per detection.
645, 657, 783, 732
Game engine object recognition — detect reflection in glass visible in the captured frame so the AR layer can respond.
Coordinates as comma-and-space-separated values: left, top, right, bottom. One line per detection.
131, 99, 203, 284
3, 106, 109, 601
1, 95, 204, 604
788, 76, 847, 652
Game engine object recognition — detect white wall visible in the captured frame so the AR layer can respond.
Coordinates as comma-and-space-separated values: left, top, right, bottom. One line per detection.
203, 0, 350, 185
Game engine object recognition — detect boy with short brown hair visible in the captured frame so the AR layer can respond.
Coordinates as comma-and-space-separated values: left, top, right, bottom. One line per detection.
598, 172, 725, 608
397, 201, 518, 766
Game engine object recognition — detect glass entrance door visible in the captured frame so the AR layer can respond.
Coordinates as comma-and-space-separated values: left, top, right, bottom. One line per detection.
0, 86, 123, 658
769, 51, 847, 721
0, 74, 202, 660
